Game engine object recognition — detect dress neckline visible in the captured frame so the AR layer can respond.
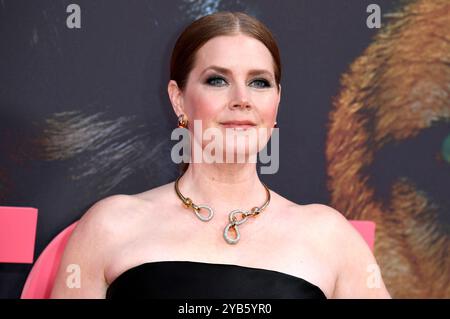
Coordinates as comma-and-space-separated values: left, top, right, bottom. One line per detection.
107, 260, 327, 298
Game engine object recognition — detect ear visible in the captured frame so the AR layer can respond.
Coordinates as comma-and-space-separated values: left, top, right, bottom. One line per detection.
167, 80, 185, 117
277, 84, 282, 106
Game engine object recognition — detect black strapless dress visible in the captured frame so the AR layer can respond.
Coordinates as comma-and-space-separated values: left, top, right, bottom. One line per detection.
105, 261, 327, 299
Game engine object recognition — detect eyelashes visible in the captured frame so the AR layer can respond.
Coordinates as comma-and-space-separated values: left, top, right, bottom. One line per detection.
205, 75, 272, 88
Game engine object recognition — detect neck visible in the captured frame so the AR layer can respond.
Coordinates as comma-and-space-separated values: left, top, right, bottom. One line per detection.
176, 162, 268, 221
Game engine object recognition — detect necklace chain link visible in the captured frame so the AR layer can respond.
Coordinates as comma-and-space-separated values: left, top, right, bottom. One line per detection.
174, 175, 270, 244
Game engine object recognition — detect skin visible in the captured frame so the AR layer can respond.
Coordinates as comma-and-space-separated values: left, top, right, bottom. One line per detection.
50, 34, 391, 299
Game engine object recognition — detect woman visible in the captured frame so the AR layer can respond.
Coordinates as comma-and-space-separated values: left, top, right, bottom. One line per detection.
51, 11, 391, 299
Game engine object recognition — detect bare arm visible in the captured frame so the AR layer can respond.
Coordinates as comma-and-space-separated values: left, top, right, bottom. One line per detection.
50, 195, 125, 298
315, 205, 392, 299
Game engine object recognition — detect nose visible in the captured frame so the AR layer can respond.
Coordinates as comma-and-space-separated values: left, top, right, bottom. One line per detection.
229, 83, 252, 110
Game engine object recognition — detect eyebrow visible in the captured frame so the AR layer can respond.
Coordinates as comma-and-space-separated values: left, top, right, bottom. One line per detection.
200, 65, 274, 79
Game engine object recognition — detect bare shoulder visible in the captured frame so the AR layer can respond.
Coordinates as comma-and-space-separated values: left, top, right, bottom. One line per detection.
287, 203, 364, 240
50, 194, 148, 298
275, 195, 344, 230
295, 203, 354, 233
287, 202, 374, 262
293, 203, 391, 298
77, 194, 149, 234
297, 204, 374, 258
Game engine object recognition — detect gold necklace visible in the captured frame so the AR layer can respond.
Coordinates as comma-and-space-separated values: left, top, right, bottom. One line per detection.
174, 175, 271, 245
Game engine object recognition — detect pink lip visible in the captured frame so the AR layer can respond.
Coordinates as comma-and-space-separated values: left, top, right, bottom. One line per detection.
221, 124, 255, 129
220, 121, 256, 128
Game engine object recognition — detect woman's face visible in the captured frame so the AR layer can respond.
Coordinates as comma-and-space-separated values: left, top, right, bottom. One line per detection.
170, 34, 281, 160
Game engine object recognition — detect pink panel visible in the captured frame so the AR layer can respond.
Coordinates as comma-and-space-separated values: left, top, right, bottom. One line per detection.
349, 220, 376, 252
0, 206, 38, 264
21, 221, 78, 299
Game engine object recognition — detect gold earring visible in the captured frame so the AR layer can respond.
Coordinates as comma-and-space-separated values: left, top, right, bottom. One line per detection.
178, 114, 188, 128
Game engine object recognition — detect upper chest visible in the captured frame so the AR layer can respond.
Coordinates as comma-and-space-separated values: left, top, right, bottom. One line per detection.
104, 198, 338, 298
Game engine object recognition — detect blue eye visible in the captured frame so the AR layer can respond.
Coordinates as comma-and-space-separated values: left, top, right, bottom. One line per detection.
206, 76, 227, 87
251, 79, 271, 88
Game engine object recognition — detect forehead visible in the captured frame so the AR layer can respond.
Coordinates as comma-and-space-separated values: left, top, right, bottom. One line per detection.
193, 34, 275, 73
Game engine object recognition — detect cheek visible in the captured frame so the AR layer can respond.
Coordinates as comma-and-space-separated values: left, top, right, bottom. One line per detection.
258, 96, 279, 124
185, 91, 221, 121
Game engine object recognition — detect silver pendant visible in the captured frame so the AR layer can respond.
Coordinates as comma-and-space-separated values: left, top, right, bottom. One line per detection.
193, 204, 214, 222
223, 209, 249, 244
224, 223, 240, 244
